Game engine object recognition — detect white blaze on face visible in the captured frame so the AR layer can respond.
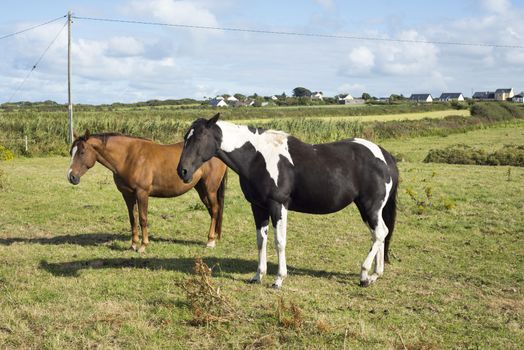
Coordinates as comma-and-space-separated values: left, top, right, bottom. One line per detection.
352, 138, 387, 164
67, 145, 78, 179
217, 121, 294, 186
185, 128, 194, 145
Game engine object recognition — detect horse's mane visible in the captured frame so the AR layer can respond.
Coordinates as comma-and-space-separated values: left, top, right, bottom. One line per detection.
77, 132, 152, 145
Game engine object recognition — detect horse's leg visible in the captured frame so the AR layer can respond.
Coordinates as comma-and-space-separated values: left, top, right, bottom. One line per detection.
121, 191, 139, 251
270, 202, 288, 289
359, 214, 388, 287
248, 204, 269, 284
136, 190, 150, 253
194, 182, 217, 248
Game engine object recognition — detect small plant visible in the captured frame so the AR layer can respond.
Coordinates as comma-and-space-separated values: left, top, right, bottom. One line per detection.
0, 145, 14, 161
276, 297, 303, 330
405, 172, 455, 215
187, 202, 207, 211
177, 258, 235, 326
506, 167, 512, 182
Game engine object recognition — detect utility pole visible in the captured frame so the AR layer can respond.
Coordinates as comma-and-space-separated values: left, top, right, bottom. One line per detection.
67, 10, 73, 144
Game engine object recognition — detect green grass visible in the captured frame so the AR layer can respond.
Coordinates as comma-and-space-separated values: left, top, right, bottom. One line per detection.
0, 124, 523, 349
236, 109, 471, 124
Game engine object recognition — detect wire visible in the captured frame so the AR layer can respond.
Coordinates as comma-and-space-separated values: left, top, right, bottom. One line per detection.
72, 15, 524, 50
8, 19, 68, 103
0, 15, 66, 41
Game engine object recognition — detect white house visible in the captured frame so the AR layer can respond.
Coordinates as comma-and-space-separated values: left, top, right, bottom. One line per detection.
226, 96, 238, 102
271, 95, 279, 101
439, 93, 464, 101
409, 94, 433, 103
209, 99, 228, 107
495, 88, 514, 101
512, 93, 524, 103
337, 94, 354, 104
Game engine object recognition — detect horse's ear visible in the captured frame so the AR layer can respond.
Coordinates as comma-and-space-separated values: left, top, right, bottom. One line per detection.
84, 129, 91, 139
207, 113, 220, 126
73, 131, 79, 140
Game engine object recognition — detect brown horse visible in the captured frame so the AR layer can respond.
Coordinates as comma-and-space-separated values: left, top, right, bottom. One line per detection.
67, 130, 227, 252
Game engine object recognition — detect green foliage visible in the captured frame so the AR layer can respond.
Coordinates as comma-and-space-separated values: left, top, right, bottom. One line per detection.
404, 172, 455, 215
424, 144, 524, 167
0, 145, 15, 161
292, 87, 312, 97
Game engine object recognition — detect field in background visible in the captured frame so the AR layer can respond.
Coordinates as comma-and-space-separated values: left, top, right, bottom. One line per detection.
0, 102, 468, 156
0, 108, 523, 348
235, 109, 471, 124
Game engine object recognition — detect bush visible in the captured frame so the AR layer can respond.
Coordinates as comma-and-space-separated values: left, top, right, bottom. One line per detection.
424, 144, 524, 167
0, 145, 14, 161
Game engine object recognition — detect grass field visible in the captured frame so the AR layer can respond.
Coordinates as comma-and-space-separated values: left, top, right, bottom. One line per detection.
234, 109, 471, 124
0, 123, 522, 349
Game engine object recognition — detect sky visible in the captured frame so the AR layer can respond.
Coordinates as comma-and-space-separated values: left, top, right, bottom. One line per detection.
1, 0, 523, 104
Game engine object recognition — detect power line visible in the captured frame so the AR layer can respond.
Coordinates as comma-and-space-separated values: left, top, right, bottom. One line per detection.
0, 15, 66, 41
8, 19, 68, 102
72, 15, 524, 50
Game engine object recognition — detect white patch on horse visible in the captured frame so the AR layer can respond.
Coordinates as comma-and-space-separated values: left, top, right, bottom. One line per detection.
361, 177, 392, 284
185, 128, 194, 145
217, 121, 294, 186
67, 146, 78, 180
352, 138, 387, 164
273, 206, 288, 288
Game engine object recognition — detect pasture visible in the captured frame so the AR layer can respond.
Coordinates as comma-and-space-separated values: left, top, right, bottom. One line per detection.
0, 121, 522, 349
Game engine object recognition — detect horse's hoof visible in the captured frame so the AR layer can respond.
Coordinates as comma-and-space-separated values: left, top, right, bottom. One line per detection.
359, 280, 372, 287
247, 277, 261, 284
206, 240, 216, 248
271, 283, 282, 290
138, 245, 147, 254
130, 244, 138, 251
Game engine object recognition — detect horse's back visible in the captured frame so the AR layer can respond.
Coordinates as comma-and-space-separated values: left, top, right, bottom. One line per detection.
286, 137, 395, 214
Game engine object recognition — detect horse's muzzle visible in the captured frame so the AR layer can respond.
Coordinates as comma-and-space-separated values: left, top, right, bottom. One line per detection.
68, 173, 80, 185
178, 167, 192, 183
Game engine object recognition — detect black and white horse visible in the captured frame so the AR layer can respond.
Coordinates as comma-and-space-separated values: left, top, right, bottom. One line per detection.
177, 114, 399, 288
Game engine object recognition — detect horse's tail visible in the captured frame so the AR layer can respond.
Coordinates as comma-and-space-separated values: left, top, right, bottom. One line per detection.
215, 169, 228, 239
383, 159, 399, 264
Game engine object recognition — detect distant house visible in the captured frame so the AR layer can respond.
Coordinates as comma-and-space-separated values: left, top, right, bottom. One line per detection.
495, 88, 514, 101
271, 95, 279, 101
215, 96, 225, 101
226, 96, 238, 102
311, 92, 324, 100
512, 93, 524, 103
410, 94, 433, 103
209, 99, 228, 107
439, 93, 464, 102
337, 94, 354, 104
472, 91, 495, 100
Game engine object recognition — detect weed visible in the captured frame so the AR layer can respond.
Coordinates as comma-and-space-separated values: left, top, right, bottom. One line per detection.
405, 172, 455, 214
177, 258, 236, 326
187, 202, 207, 211
0, 145, 14, 161
276, 297, 303, 330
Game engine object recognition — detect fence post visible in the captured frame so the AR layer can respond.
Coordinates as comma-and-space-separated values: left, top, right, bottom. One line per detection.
24, 135, 28, 152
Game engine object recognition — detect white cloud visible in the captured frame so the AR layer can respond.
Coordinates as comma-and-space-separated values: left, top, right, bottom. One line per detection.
313, 0, 334, 10
481, 0, 511, 13
346, 46, 375, 74
126, 0, 218, 27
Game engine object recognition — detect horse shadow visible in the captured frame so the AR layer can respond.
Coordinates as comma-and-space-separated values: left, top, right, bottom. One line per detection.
39, 256, 358, 283
0, 232, 203, 248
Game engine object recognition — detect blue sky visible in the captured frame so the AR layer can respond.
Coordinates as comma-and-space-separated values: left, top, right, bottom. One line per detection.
1, 0, 523, 103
